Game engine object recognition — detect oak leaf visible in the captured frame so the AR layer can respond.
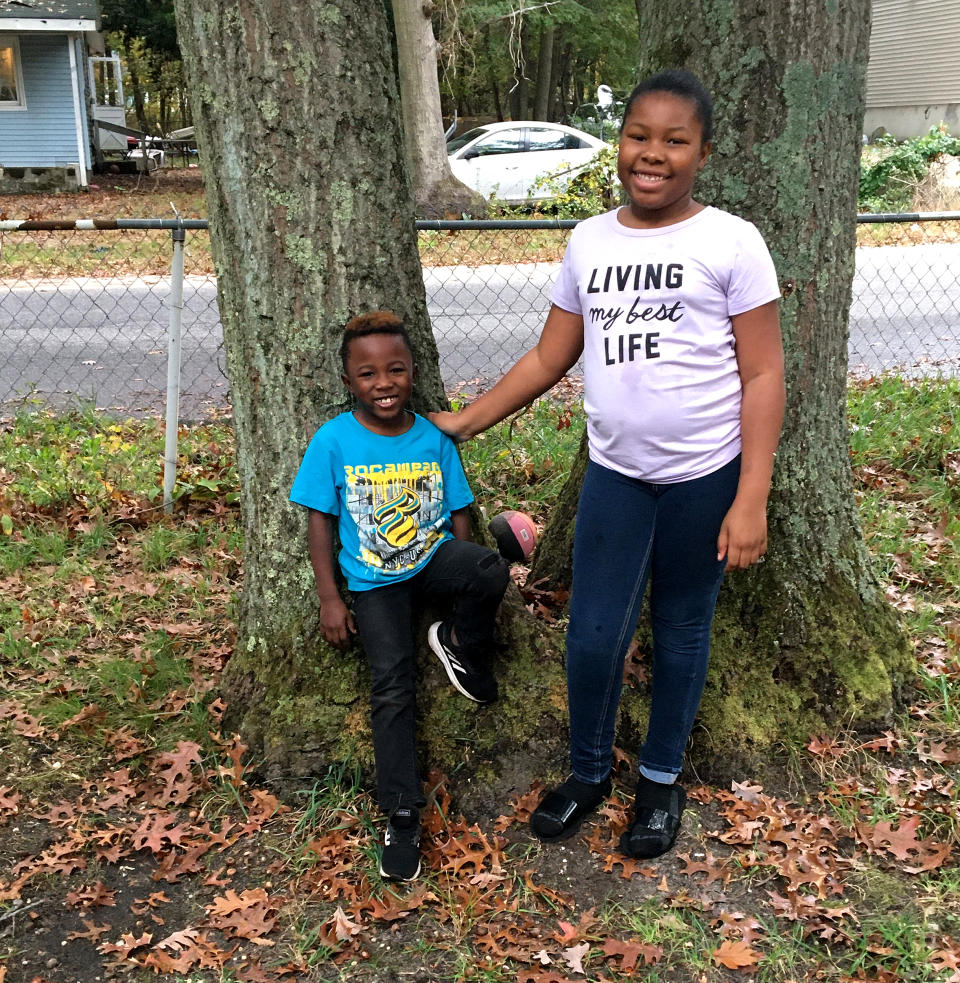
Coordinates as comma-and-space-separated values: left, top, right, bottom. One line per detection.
602, 938, 662, 971
563, 942, 590, 975
712, 938, 762, 969
66, 918, 112, 941
65, 882, 116, 908
99, 930, 153, 955
516, 972, 576, 983
0, 786, 21, 817
151, 740, 203, 806
331, 905, 361, 941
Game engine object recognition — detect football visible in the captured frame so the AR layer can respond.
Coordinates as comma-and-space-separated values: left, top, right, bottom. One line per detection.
488, 510, 538, 562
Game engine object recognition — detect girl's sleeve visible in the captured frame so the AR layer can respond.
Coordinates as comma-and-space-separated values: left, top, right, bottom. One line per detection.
549, 228, 584, 316
726, 222, 782, 317
440, 435, 475, 513
289, 429, 340, 514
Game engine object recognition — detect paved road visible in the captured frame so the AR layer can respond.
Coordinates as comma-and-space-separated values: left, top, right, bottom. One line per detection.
1, 244, 958, 417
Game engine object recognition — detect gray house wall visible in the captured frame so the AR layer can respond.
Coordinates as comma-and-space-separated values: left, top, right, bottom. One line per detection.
865, 0, 960, 139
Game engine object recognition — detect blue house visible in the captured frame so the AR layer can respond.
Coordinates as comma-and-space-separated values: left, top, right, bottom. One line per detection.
0, 0, 102, 192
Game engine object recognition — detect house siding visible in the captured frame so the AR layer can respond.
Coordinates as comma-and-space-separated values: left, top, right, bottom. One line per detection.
866, 0, 960, 137
0, 32, 85, 168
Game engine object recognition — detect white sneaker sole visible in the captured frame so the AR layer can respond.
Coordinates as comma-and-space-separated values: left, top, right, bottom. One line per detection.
379, 859, 421, 881
428, 621, 482, 702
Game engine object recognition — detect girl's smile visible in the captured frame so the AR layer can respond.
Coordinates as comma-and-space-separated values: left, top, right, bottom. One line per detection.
617, 90, 711, 229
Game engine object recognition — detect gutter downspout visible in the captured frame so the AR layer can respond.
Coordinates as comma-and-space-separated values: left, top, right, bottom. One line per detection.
67, 33, 89, 188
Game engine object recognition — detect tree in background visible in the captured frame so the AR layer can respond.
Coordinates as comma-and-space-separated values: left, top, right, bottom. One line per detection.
531, 0, 911, 770
101, 0, 188, 134
391, 0, 485, 217
437, 0, 636, 125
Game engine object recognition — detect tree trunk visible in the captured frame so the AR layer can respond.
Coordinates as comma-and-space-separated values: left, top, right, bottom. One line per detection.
391, 0, 485, 218
533, 0, 911, 776
532, 25, 555, 121
173, 0, 562, 786
483, 24, 505, 121
121, 36, 149, 134
509, 24, 530, 120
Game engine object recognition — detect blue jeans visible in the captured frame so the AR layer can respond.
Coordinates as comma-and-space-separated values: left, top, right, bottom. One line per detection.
350, 538, 510, 813
566, 456, 740, 784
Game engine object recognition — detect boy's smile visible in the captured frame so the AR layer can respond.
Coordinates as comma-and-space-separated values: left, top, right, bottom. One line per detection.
342, 333, 416, 436
617, 91, 711, 228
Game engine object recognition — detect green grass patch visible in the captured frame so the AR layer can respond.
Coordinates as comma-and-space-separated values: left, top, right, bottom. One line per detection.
458, 397, 585, 522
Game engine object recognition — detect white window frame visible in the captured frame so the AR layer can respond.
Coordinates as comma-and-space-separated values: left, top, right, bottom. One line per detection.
0, 33, 27, 111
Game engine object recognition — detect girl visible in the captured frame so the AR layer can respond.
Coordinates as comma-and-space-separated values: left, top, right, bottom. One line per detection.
431, 69, 784, 859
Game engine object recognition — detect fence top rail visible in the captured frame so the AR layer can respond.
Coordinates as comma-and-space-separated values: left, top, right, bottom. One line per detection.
2, 212, 960, 233
0, 218, 210, 231
857, 211, 960, 223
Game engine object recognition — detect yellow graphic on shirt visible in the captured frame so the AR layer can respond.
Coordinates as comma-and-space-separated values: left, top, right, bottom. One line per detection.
344, 462, 446, 575
373, 488, 421, 548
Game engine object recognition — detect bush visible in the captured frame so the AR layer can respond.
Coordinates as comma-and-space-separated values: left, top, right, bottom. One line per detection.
527, 144, 621, 219
859, 124, 960, 213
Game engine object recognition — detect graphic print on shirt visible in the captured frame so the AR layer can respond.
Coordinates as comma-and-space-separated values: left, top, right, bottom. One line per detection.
585, 262, 685, 364
343, 461, 446, 574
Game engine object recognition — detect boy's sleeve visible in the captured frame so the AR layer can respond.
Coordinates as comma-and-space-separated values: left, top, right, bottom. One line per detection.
440, 434, 474, 513
290, 429, 340, 514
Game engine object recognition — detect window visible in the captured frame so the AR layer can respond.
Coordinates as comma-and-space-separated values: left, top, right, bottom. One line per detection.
527, 128, 567, 152
472, 129, 524, 156
0, 35, 26, 110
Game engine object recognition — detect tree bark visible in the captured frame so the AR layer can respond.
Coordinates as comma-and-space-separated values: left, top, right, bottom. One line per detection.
483, 24, 505, 121
532, 25, 555, 121
509, 23, 530, 120
533, 0, 911, 775
120, 36, 149, 133
173, 0, 561, 786
391, 0, 486, 218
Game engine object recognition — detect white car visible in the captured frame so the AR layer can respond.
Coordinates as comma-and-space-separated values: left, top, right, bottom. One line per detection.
447, 121, 610, 204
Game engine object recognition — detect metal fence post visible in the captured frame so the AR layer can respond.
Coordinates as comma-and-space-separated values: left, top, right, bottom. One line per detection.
163, 221, 186, 513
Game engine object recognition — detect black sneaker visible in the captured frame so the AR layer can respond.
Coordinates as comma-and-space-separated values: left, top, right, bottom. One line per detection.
428, 621, 498, 704
379, 806, 421, 881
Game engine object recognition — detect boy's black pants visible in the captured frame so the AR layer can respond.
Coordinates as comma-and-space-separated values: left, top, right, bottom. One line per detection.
350, 538, 510, 813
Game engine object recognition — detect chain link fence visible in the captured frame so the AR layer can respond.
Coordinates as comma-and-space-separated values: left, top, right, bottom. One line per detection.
1, 214, 959, 420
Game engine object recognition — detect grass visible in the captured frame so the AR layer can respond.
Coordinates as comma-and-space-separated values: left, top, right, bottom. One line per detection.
1, 375, 959, 981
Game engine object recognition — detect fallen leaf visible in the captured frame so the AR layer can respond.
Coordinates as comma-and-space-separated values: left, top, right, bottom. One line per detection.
331, 905, 361, 941
563, 941, 590, 974
712, 938, 762, 969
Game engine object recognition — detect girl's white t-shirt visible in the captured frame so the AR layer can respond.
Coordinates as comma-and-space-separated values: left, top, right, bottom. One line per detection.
551, 206, 780, 484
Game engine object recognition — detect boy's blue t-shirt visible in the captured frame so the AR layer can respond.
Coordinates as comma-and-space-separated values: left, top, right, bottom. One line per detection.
290, 411, 474, 592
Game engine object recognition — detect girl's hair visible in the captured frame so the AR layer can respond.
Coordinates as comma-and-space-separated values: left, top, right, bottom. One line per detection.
340, 310, 413, 369
621, 69, 714, 144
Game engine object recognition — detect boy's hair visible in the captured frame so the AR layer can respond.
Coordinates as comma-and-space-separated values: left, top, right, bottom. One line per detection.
339, 311, 414, 370
621, 69, 714, 144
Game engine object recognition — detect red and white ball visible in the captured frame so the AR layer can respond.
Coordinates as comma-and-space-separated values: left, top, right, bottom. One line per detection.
488, 510, 538, 562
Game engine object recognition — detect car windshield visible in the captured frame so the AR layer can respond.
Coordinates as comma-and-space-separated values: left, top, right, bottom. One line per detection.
446, 127, 491, 154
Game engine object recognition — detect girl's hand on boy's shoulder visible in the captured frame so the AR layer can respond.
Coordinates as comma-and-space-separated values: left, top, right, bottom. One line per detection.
717, 497, 768, 571
429, 410, 470, 442
319, 595, 357, 648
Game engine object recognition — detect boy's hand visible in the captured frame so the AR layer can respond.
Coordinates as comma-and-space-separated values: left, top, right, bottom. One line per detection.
429, 409, 470, 443
319, 594, 357, 647
717, 496, 768, 571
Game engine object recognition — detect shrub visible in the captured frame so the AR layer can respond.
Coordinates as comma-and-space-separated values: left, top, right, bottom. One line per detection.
859, 124, 960, 213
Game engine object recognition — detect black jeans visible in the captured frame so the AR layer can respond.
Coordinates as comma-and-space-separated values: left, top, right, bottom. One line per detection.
350, 538, 510, 813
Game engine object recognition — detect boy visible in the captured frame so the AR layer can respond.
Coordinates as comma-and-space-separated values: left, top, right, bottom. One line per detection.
290, 311, 510, 881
